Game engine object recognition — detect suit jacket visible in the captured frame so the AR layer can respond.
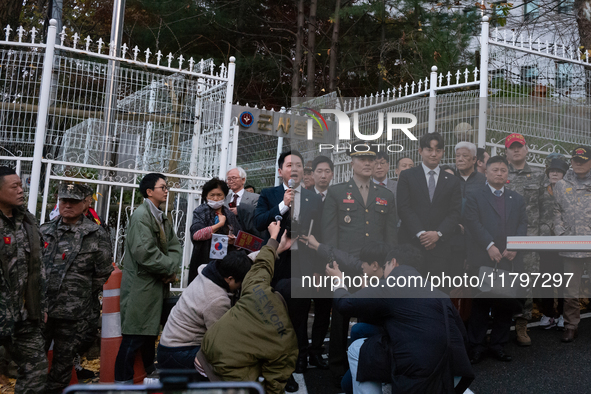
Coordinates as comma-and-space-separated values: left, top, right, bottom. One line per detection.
254, 184, 323, 280
322, 178, 398, 257
225, 190, 259, 208
397, 165, 461, 257
225, 190, 262, 238
464, 185, 527, 272
373, 178, 397, 198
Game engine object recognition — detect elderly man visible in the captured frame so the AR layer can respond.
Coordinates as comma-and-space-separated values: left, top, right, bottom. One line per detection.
504, 133, 545, 346
0, 167, 47, 394
225, 167, 260, 237
41, 183, 113, 393
553, 146, 591, 343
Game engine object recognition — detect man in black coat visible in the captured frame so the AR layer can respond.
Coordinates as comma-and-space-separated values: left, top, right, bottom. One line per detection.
397, 132, 461, 283
326, 244, 474, 394
464, 155, 528, 364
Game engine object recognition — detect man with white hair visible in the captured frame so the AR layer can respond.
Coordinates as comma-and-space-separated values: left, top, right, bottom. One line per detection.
225, 167, 260, 237
455, 142, 486, 199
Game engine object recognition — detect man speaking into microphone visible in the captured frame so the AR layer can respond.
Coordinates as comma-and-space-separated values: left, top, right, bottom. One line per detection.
254, 150, 323, 379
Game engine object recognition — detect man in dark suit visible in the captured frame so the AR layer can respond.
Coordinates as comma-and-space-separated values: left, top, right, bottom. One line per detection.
372, 151, 397, 197
464, 155, 528, 364
397, 132, 461, 281
225, 167, 261, 238
321, 142, 398, 385
253, 150, 323, 378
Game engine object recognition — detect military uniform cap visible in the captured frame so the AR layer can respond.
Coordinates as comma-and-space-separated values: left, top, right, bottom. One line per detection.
571, 146, 591, 162
546, 158, 569, 176
79, 184, 94, 198
505, 133, 526, 148
347, 139, 378, 158
57, 183, 87, 200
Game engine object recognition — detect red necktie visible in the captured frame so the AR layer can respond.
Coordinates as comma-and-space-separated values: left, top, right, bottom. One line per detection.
231, 193, 239, 207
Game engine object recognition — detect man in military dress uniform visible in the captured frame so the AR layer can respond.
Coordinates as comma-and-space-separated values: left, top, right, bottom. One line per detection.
0, 167, 47, 394
321, 142, 398, 385
41, 183, 113, 393
504, 133, 545, 346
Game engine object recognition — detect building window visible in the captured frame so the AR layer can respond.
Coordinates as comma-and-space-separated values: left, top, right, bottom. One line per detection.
556, 63, 573, 88
558, 0, 574, 14
521, 66, 538, 84
524, 0, 539, 21
492, 2, 508, 17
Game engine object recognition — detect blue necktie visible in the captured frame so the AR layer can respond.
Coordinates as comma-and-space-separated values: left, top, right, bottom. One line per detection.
494, 190, 502, 197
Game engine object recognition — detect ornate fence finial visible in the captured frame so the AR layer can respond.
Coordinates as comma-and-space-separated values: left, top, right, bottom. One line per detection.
72, 32, 79, 48
17, 26, 25, 42
132, 45, 140, 61
145, 47, 152, 63
85, 35, 92, 51
189, 57, 195, 72
30, 26, 37, 43
156, 50, 163, 66
4, 25, 12, 41
97, 38, 104, 54
59, 26, 67, 46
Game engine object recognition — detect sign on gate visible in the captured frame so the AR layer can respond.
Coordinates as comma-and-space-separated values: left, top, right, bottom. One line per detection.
231, 104, 335, 142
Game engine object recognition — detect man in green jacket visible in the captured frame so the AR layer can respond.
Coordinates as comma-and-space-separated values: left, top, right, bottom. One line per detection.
198, 221, 298, 394
115, 173, 182, 383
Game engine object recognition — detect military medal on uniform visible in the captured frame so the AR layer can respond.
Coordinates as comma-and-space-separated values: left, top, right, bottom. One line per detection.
344, 215, 351, 223
343, 192, 354, 203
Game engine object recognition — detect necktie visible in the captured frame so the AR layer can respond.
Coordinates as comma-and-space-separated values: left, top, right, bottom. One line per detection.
293, 189, 300, 221
359, 184, 369, 206
428, 171, 436, 202
231, 193, 239, 207
494, 190, 502, 197
320, 192, 325, 202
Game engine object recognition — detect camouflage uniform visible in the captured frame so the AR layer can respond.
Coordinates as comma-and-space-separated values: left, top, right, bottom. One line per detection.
0, 206, 48, 394
553, 169, 591, 329
507, 162, 545, 321
41, 186, 113, 394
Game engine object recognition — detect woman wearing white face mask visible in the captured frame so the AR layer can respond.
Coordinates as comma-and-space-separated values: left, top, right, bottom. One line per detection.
188, 178, 242, 284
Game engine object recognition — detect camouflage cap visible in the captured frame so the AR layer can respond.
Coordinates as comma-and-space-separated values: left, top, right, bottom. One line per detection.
57, 183, 87, 200
545, 152, 567, 168
79, 184, 94, 198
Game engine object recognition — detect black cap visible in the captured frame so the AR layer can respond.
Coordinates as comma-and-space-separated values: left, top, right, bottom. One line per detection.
572, 146, 591, 162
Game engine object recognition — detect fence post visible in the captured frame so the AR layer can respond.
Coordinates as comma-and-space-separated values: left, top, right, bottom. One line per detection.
477, 16, 490, 148
28, 19, 58, 216
428, 66, 438, 134
218, 56, 237, 179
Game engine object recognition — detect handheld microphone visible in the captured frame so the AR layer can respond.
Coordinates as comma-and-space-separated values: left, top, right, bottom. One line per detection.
288, 178, 295, 189
274, 215, 283, 222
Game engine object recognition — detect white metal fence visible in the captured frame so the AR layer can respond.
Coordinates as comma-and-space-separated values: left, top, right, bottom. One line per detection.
0, 19, 236, 288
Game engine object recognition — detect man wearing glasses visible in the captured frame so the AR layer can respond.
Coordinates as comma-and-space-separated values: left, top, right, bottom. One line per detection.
372, 152, 397, 197
115, 173, 181, 383
225, 167, 261, 237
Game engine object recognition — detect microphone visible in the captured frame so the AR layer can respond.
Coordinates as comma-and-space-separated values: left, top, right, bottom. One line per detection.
274, 215, 283, 222
288, 178, 295, 189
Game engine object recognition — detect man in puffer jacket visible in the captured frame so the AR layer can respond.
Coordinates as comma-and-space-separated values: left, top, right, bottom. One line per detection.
198, 221, 297, 394
553, 146, 591, 343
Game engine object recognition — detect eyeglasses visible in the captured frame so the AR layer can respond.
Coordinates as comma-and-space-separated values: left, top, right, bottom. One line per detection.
154, 186, 168, 191
226, 177, 242, 181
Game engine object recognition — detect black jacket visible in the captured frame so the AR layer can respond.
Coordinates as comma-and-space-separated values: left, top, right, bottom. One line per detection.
397, 165, 461, 256
334, 265, 474, 393
464, 185, 528, 273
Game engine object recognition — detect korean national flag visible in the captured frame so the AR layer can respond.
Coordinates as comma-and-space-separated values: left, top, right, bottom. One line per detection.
209, 234, 228, 259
